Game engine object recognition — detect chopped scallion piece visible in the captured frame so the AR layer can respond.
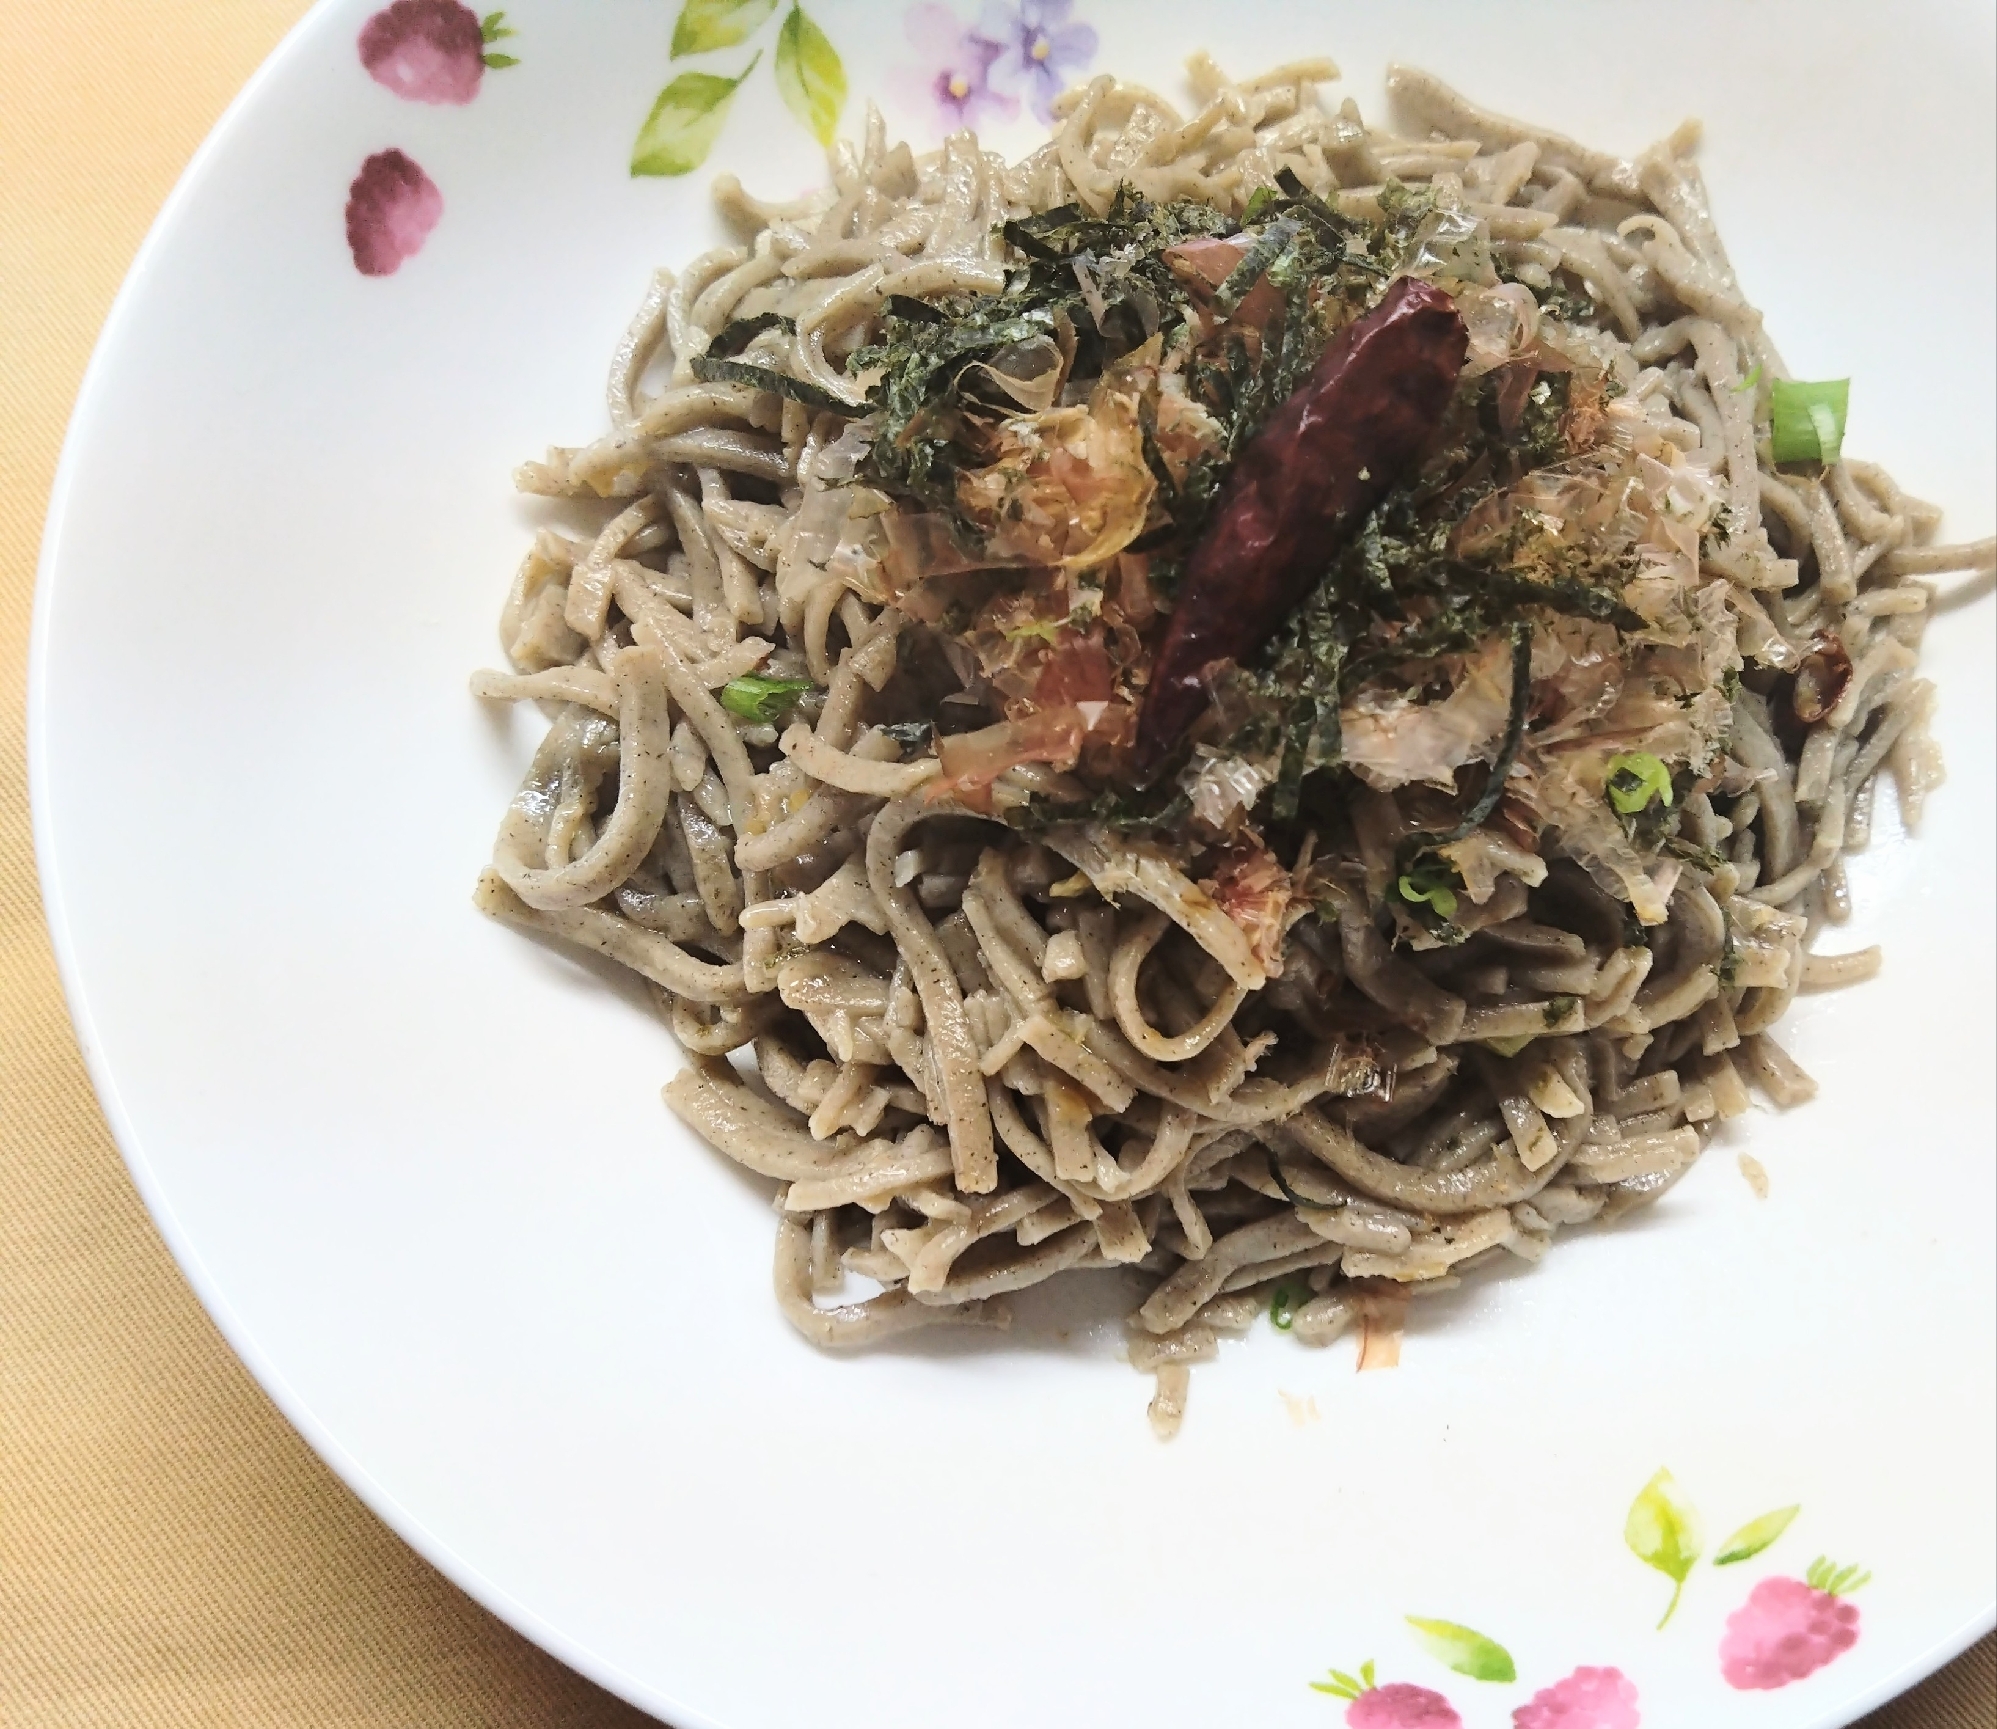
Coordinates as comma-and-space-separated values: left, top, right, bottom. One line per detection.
1769, 377, 1849, 465
1395, 861, 1459, 920
1397, 874, 1457, 918
1605, 751, 1673, 816
1269, 1280, 1306, 1330
719, 674, 814, 724
1482, 1034, 1536, 1059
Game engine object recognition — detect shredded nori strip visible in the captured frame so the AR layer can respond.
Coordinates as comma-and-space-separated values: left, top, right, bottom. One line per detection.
1215, 218, 1300, 313
1397, 622, 1535, 861
704, 311, 795, 359
1002, 782, 1192, 837
880, 293, 945, 324
843, 177, 1632, 844
1273, 167, 1355, 242
1266, 1146, 1342, 1213
688, 354, 852, 410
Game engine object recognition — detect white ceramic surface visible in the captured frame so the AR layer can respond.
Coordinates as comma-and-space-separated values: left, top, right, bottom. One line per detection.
31, 3, 1994, 1725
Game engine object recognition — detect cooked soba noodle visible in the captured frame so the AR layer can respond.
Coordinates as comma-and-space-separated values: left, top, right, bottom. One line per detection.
474, 56, 1987, 1437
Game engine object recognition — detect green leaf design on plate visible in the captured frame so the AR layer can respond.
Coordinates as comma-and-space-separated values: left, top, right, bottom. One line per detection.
671, 0, 778, 57
1806, 1555, 1873, 1597
630, 55, 760, 178
1306, 1662, 1374, 1701
1715, 1504, 1800, 1567
482, 51, 518, 69
1626, 1467, 1703, 1628
773, 4, 845, 146
1404, 1617, 1517, 1684
479, 9, 514, 44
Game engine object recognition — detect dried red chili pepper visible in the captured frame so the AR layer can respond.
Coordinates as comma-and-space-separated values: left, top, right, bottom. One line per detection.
1132, 275, 1469, 779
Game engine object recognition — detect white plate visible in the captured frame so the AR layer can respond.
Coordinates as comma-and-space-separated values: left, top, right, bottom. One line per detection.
31, 3, 1994, 1725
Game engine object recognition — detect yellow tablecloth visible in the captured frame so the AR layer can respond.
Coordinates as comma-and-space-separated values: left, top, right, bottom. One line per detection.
0, 5, 1988, 1725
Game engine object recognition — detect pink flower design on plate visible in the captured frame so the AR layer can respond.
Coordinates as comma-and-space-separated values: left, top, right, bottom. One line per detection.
345, 149, 443, 276
974, 0, 1097, 122
1345, 1682, 1462, 1729
1512, 1666, 1641, 1729
1313, 1663, 1462, 1729
901, 3, 1018, 130
358, 0, 489, 104
1719, 1559, 1867, 1690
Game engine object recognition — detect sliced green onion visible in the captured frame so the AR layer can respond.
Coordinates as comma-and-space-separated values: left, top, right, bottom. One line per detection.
1731, 363, 1762, 393
1482, 1034, 1536, 1059
1769, 377, 1849, 465
1269, 1280, 1306, 1330
1395, 867, 1459, 920
719, 674, 814, 724
1605, 751, 1673, 816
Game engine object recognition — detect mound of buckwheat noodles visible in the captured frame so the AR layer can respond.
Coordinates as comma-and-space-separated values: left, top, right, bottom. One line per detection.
474, 54, 1991, 1437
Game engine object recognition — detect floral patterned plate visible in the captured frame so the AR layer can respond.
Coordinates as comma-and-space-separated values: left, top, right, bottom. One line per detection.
30, 2, 1993, 1726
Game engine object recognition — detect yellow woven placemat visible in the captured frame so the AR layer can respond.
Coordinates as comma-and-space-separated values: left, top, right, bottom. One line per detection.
0, 6, 1987, 1726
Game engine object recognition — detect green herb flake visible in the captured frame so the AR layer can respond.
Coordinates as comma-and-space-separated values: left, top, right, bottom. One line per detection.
1605, 751, 1673, 816
1769, 377, 1850, 466
719, 674, 814, 724
1241, 185, 1280, 223
1002, 617, 1066, 646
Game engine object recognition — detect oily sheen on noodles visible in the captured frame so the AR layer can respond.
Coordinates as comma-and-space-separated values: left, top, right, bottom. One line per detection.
474, 55, 1988, 1438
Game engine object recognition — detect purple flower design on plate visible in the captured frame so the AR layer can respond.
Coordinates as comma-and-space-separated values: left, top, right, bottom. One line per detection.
345, 149, 443, 276
975, 0, 1097, 122
359, 0, 486, 103
901, 3, 1018, 129
359, 0, 517, 103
